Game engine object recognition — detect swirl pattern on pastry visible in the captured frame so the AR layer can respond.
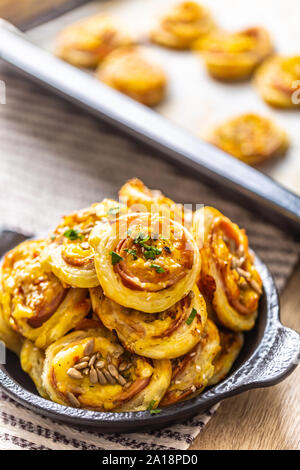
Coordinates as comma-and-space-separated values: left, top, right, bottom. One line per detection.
194, 27, 273, 80
150, 1, 215, 50
56, 14, 134, 67
43, 326, 171, 411
193, 207, 262, 331
89, 212, 201, 313
20, 339, 49, 398
46, 199, 128, 288
255, 56, 300, 108
90, 284, 207, 359
209, 113, 289, 165
160, 319, 220, 406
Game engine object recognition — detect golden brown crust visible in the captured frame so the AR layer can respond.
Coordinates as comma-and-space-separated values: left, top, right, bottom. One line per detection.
56, 14, 134, 67
90, 284, 207, 359
150, 1, 215, 50
255, 56, 300, 108
195, 27, 273, 80
208, 329, 244, 385
96, 48, 167, 106
193, 207, 262, 331
160, 319, 220, 406
208, 114, 289, 165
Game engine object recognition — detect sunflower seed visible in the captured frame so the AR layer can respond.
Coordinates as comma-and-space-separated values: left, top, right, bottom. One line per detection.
237, 245, 244, 257
84, 339, 94, 356
231, 258, 238, 269
89, 366, 98, 384
66, 392, 80, 408
74, 361, 88, 370
236, 267, 250, 279
103, 369, 116, 385
67, 368, 83, 380
106, 354, 111, 364
118, 361, 128, 372
107, 364, 119, 378
229, 239, 236, 253
123, 382, 132, 390
88, 353, 97, 367
82, 368, 89, 375
116, 375, 127, 386
80, 356, 90, 362
97, 369, 107, 385
95, 360, 105, 369
248, 279, 262, 295
237, 256, 245, 267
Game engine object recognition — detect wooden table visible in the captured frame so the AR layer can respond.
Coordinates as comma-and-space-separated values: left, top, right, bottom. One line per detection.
191, 263, 300, 450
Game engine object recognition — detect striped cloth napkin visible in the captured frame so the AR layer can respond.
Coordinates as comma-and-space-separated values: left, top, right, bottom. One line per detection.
0, 66, 299, 450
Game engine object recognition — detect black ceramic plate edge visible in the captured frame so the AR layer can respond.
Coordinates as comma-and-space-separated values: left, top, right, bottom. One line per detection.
1, 23, 300, 235
0, 233, 299, 432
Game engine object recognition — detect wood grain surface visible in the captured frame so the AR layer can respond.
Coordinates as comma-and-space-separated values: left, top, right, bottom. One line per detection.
191, 263, 300, 450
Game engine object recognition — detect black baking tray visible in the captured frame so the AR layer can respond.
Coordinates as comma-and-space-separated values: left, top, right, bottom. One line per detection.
0, 3, 300, 235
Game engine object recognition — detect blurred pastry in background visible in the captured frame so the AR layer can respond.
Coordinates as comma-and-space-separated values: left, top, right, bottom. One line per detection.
96, 48, 167, 106
208, 113, 289, 165
56, 14, 134, 67
150, 1, 215, 50
194, 27, 273, 81
255, 56, 300, 108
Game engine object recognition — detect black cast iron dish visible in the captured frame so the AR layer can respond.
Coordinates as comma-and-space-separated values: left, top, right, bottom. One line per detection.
0, 230, 299, 432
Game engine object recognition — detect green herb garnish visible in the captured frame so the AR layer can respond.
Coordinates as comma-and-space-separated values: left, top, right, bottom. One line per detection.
150, 264, 165, 274
63, 229, 83, 241
144, 246, 162, 260
107, 206, 120, 216
134, 232, 150, 245
186, 308, 197, 325
148, 400, 161, 415
124, 248, 137, 259
109, 251, 124, 265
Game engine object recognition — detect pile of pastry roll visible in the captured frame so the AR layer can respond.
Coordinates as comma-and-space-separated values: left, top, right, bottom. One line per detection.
0, 179, 263, 412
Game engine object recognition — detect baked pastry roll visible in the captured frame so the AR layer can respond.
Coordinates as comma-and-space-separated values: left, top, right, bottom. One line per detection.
43, 326, 171, 411
56, 14, 133, 67
96, 48, 167, 106
46, 199, 128, 288
208, 329, 243, 386
0, 301, 23, 355
89, 212, 201, 313
1, 239, 90, 348
194, 27, 273, 80
255, 56, 300, 108
150, 1, 215, 50
193, 207, 262, 331
20, 339, 48, 398
119, 178, 191, 228
160, 319, 220, 406
90, 284, 207, 359
209, 113, 289, 165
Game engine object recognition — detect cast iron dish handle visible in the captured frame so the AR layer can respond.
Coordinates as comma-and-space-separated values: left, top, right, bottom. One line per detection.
1, 21, 300, 234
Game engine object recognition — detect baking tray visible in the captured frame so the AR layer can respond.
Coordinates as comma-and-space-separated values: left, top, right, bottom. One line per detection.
1, 0, 300, 234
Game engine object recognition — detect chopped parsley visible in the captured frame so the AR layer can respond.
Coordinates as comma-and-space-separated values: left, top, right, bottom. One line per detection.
186, 308, 197, 325
107, 206, 120, 216
50, 234, 56, 241
124, 248, 137, 259
148, 400, 161, 415
134, 232, 150, 245
143, 246, 162, 260
109, 251, 124, 265
150, 264, 165, 274
63, 228, 83, 241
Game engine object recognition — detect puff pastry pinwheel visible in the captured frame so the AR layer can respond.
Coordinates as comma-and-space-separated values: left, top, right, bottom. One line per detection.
193, 207, 262, 331
56, 14, 133, 68
0, 301, 23, 355
90, 284, 207, 359
1, 239, 90, 348
46, 199, 128, 288
160, 319, 220, 406
119, 178, 191, 228
209, 113, 289, 165
96, 48, 167, 106
150, 1, 215, 50
89, 212, 201, 313
20, 339, 49, 398
255, 56, 300, 108
208, 329, 243, 386
43, 326, 171, 411
194, 27, 273, 81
